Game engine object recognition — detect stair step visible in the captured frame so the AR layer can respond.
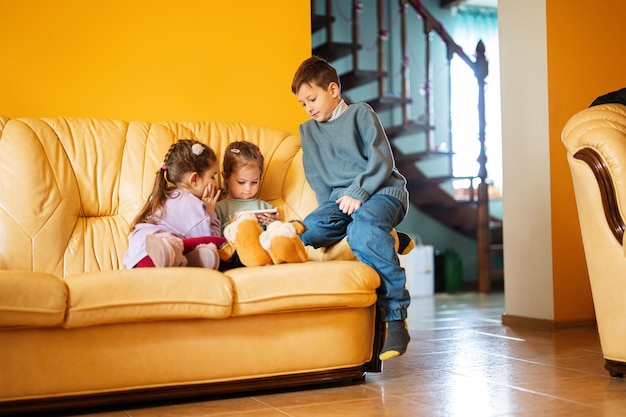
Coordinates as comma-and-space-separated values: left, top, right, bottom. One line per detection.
410, 175, 456, 186
490, 244, 503, 252
311, 14, 334, 33
490, 268, 504, 277
421, 205, 469, 217
407, 191, 455, 207
489, 220, 503, 229
394, 150, 453, 165
385, 121, 432, 140
369, 96, 413, 112
313, 42, 360, 62
489, 220, 503, 245
340, 69, 388, 91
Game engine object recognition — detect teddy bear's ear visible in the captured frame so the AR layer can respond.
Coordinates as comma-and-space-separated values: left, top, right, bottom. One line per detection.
289, 220, 307, 235
259, 221, 308, 265
223, 212, 272, 267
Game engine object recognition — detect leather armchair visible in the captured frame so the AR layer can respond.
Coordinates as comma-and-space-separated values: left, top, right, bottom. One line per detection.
562, 103, 626, 377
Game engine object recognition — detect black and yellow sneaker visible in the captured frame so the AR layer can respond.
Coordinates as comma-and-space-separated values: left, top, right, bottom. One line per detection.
379, 319, 411, 361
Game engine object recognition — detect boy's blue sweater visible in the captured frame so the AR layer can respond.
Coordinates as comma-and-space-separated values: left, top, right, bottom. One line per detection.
298, 102, 409, 211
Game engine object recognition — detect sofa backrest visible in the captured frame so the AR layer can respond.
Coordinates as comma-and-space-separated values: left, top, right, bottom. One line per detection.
0, 116, 317, 277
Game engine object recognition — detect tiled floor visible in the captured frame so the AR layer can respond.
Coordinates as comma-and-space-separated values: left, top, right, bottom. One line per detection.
70, 292, 626, 417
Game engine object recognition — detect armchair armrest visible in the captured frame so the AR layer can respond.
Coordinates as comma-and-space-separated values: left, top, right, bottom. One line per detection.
572, 147, 626, 244
562, 103, 626, 246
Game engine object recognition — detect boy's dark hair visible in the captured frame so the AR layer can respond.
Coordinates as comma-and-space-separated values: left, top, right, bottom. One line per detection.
291, 56, 341, 94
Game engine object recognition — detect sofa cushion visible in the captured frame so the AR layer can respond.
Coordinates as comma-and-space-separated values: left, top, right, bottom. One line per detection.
225, 261, 380, 317
64, 268, 233, 328
0, 271, 68, 328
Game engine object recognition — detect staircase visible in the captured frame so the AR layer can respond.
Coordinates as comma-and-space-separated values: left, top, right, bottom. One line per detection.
311, 0, 502, 292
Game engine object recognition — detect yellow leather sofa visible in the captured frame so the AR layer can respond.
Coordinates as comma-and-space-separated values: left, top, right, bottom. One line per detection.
562, 103, 626, 378
0, 116, 382, 415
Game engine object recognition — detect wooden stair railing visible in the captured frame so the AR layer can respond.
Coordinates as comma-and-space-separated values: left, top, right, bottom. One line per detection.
311, 0, 500, 292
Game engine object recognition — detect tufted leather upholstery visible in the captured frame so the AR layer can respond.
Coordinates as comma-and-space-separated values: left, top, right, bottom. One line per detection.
0, 117, 317, 275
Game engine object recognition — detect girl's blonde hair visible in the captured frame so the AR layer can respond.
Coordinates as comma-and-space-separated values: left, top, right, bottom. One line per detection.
130, 139, 217, 230
221, 141, 264, 196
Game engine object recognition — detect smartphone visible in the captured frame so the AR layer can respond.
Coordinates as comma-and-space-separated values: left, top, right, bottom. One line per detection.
237, 209, 278, 218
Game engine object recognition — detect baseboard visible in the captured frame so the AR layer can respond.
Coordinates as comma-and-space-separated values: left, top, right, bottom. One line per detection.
502, 314, 597, 331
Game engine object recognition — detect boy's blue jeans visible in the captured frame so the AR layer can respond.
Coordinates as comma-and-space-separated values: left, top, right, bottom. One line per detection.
300, 194, 410, 322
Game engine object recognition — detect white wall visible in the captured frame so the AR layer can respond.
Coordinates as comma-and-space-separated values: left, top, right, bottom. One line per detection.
499, 0, 554, 319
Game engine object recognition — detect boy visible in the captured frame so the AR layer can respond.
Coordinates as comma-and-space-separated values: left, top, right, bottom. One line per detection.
291, 56, 411, 360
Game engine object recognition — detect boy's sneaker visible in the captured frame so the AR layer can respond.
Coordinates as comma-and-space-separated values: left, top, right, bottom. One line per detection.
379, 319, 410, 361
186, 243, 220, 270
146, 232, 187, 267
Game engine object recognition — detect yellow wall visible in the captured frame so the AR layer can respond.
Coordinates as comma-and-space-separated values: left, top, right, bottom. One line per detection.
0, 1, 311, 134
546, 0, 626, 320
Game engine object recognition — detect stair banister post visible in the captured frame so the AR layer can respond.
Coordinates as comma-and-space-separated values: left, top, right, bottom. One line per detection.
475, 39, 491, 293
377, 0, 385, 98
475, 40, 488, 181
399, 0, 409, 125
325, 0, 333, 41
352, 0, 360, 70
445, 41, 455, 181
423, 19, 433, 153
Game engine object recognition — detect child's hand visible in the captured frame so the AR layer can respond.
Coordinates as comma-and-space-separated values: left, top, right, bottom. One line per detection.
257, 211, 280, 226
336, 195, 361, 215
202, 183, 221, 213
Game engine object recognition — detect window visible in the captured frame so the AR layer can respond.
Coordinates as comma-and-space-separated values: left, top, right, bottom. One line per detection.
450, 7, 501, 196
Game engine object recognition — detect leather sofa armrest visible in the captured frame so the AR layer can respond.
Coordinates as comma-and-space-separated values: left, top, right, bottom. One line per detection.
0, 271, 67, 328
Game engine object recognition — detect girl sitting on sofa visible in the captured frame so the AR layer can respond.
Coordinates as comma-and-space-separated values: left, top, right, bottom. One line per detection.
123, 139, 227, 270
215, 140, 281, 233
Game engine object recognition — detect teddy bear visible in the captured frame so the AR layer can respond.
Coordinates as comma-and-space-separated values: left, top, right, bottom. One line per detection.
221, 211, 415, 268
222, 211, 308, 267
